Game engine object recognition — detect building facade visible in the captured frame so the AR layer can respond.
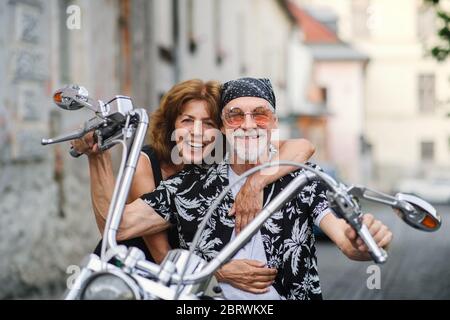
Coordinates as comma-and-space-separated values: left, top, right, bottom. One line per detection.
296, 0, 450, 189
287, 1, 369, 183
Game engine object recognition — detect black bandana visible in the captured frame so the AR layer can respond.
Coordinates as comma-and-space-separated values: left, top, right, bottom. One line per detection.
220, 77, 276, 110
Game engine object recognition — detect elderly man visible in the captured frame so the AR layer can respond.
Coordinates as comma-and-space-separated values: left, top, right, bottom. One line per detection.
101, 77, 393, 300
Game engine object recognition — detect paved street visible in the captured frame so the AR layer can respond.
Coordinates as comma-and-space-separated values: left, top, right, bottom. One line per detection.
316, 202, 450, 299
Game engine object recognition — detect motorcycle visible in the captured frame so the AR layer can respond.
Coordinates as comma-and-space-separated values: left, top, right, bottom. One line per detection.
42, 85, 442, 300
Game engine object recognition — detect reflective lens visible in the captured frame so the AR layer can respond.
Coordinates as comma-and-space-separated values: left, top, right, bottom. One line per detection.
223, 107, 273, 127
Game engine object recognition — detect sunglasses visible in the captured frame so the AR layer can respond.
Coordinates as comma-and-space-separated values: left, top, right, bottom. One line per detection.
222, 106, 274, 127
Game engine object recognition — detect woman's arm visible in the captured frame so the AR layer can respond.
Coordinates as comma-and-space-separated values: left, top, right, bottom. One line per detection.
231, 138, 315, 233
72, 134, 172, 263
87, 150, 115, 233
87, 148, 171, 262
129, 154, 171, 264
250, 138, 315, 189
71, 132, 115, 233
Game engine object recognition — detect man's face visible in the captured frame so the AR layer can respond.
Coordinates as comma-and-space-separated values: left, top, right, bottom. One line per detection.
221, 96, 277, 163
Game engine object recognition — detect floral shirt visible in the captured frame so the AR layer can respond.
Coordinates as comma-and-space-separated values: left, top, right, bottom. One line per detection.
141, 159, 329, 300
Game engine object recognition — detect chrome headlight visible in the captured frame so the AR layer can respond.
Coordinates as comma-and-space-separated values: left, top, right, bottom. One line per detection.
80, 270, 142, 300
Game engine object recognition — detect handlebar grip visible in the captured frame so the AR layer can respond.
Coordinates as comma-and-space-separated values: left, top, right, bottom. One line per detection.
369, 247, 388, 264
358, 224, 388, 264
70, 146, 84, 158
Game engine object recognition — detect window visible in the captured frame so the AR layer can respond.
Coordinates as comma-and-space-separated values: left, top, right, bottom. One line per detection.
421, 141, 435, 162
59, 0, 71, 83
352, 0, 371, 38
187, 0, 197, 54
307, 85, 327, 105
158, 46, 174, 63
417, 6, 435, 40
237, 12, 247, 74
418, 74, 435, 113
213, 0, 223, 65
172, 0, 179, 62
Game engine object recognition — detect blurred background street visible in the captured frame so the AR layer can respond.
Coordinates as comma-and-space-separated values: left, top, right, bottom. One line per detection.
0, 0, 449, 299
317, 202, 450, 299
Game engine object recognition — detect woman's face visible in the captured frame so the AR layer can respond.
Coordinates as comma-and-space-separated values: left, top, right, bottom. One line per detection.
173, 99, 219, 164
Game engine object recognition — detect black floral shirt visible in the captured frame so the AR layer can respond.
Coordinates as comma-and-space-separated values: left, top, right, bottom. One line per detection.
141, 159, 330, 300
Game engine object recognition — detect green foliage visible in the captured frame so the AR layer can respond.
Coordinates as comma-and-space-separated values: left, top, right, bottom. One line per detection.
425, 0, 450, 61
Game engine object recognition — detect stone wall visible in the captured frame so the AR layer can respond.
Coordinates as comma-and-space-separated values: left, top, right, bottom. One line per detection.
0, 0, 118, 299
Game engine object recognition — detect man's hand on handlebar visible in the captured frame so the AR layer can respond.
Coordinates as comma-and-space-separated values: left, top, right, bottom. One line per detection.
344, 213, 393, 260
215, 259, 277, 294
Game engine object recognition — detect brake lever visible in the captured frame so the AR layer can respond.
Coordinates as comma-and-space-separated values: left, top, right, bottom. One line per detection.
348, 185, 419, 216
42, 126, 89, 145
42, 116, 107, 158
347, 185, 398, 206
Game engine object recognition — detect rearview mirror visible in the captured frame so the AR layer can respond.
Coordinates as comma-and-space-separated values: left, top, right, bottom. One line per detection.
393, 193, 441, 232
53, 84, 91, 111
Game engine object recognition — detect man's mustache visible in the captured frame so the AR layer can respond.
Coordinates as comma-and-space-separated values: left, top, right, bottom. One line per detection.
232, 128, 268, 138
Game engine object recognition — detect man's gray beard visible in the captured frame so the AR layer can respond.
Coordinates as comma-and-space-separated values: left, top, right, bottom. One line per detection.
234, 136, 268, 163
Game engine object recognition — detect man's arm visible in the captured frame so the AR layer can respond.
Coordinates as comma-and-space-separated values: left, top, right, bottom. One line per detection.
117, 199, 171, 241
231, 138, 315, 233
320, 211, 393, 261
